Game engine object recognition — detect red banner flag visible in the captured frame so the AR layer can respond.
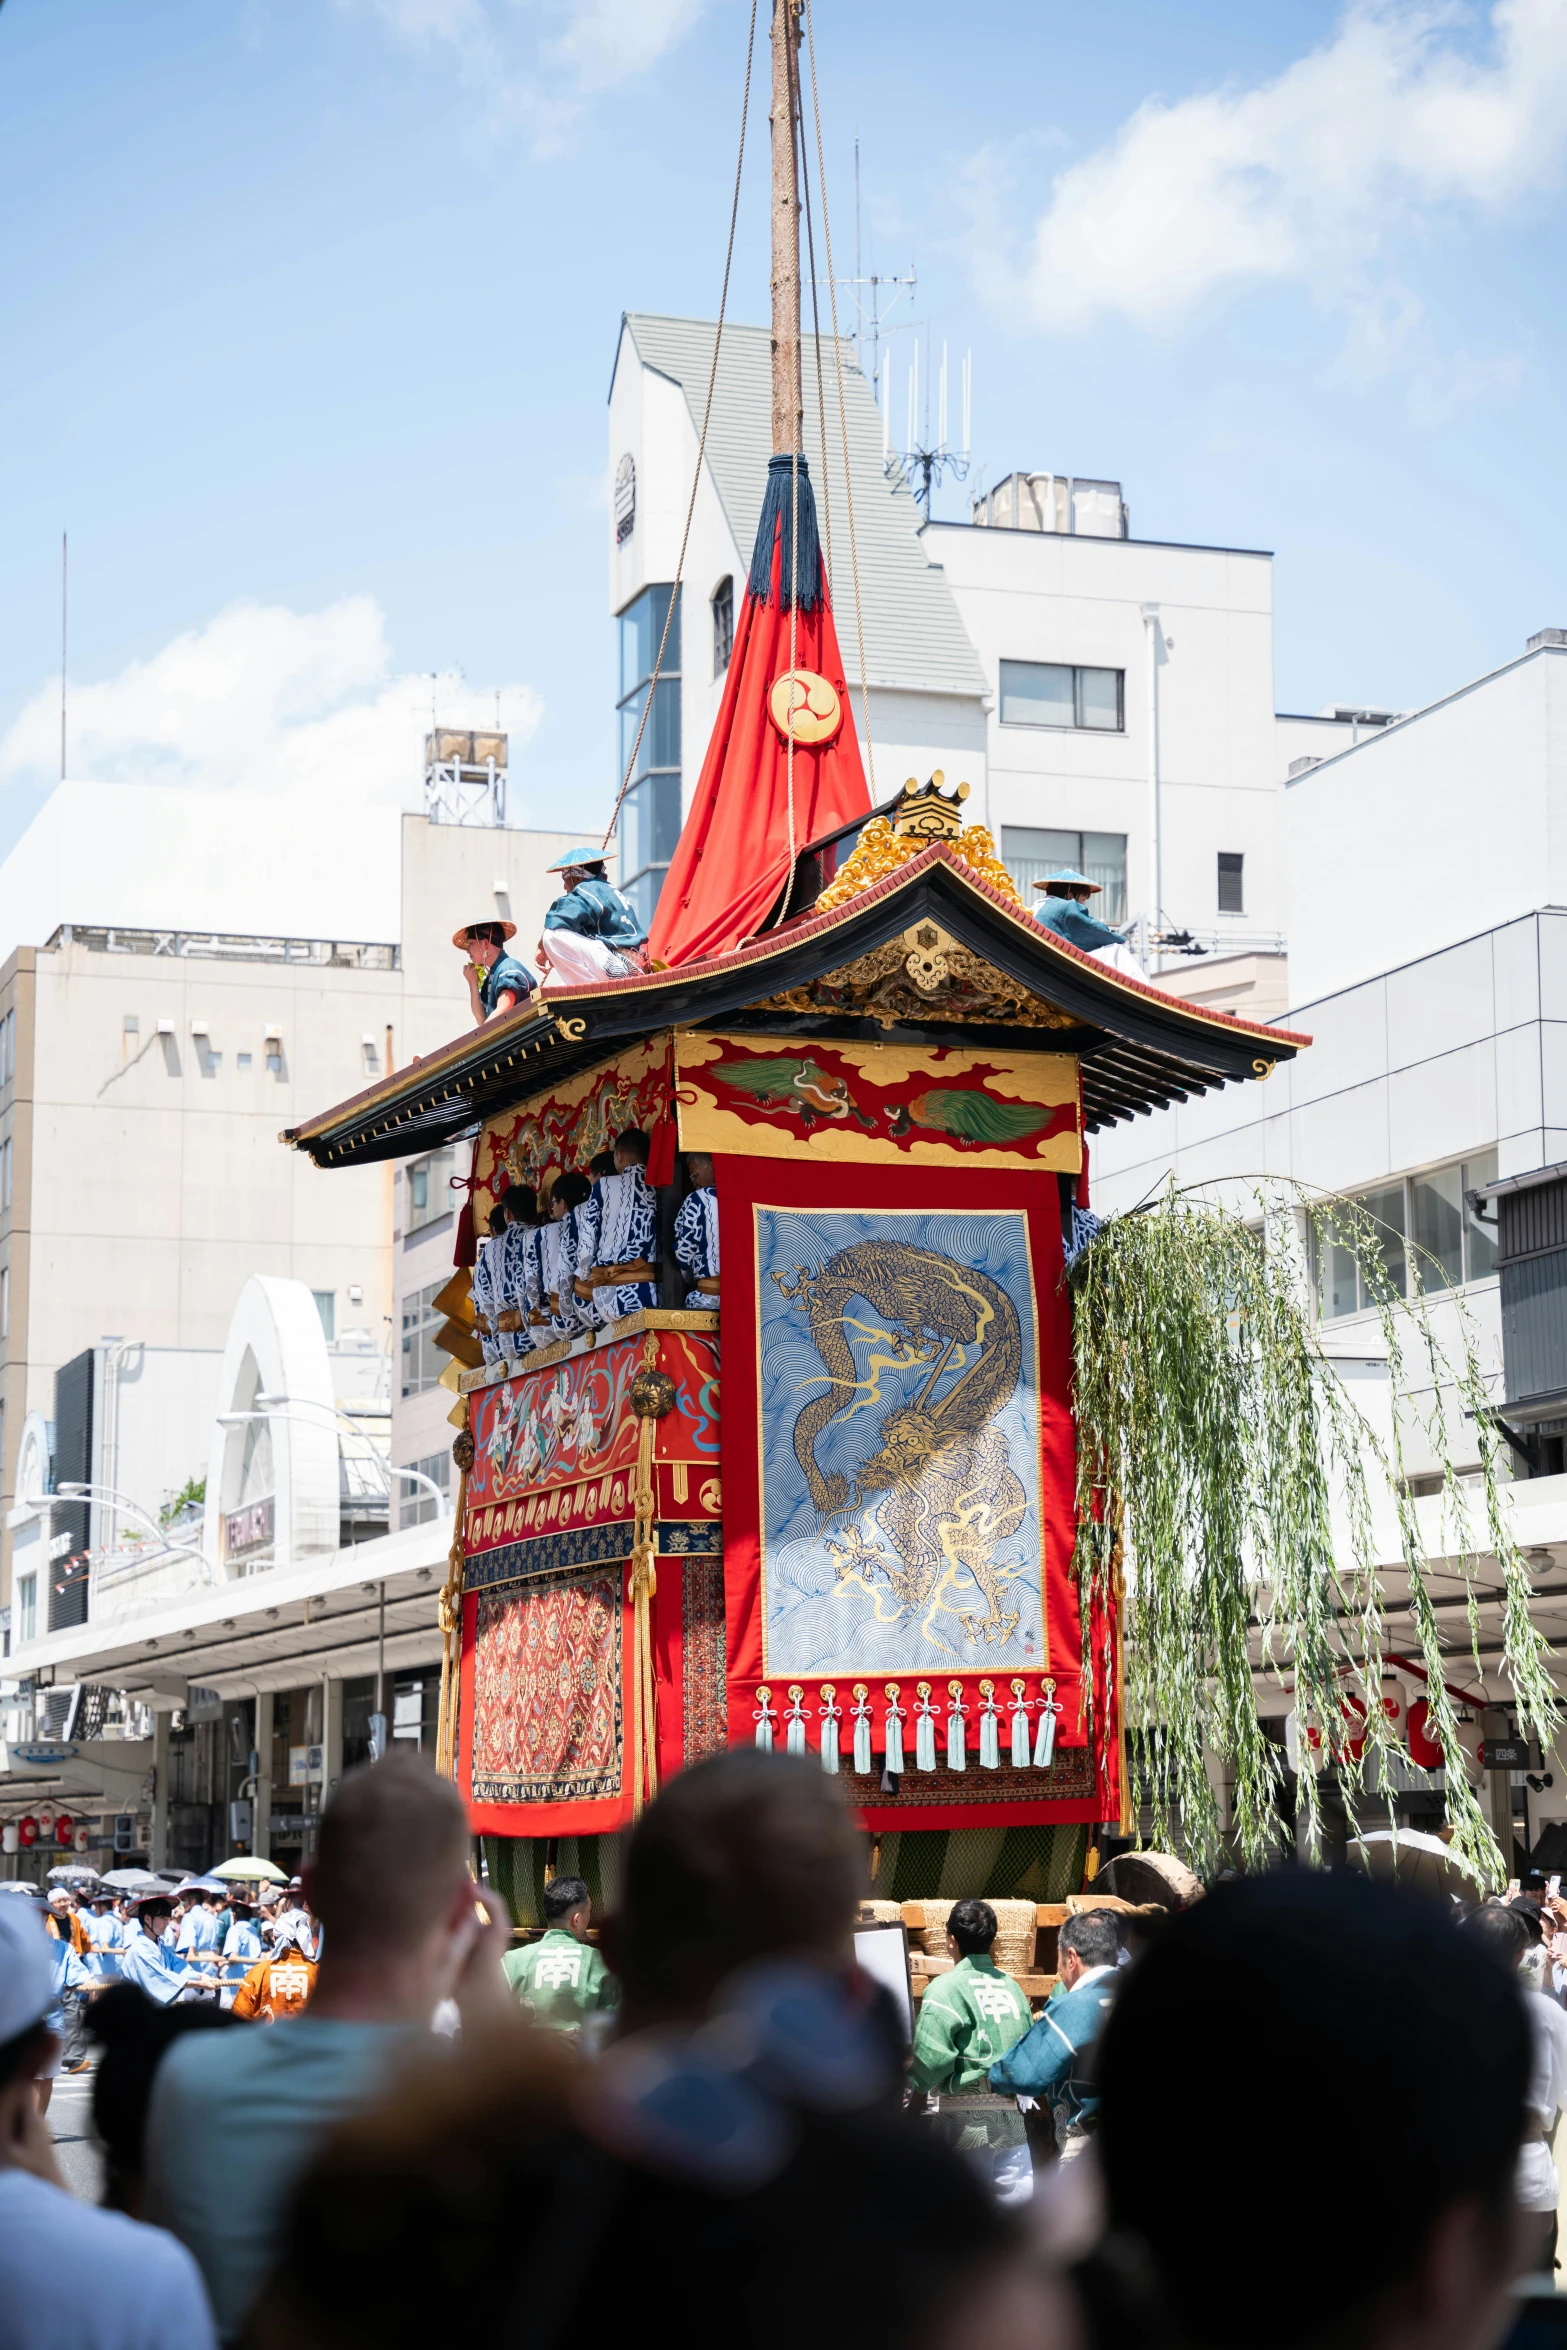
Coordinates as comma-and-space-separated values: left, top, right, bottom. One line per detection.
650, 472, 870, 969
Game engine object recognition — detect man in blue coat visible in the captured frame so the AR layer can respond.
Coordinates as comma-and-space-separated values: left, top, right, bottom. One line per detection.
454, 920, 536, 1026
988, 1906, 1120, 2162
537, 848, 649, 987
1032, 868, 1125, 953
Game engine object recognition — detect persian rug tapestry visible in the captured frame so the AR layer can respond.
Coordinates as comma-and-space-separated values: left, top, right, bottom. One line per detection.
715, 1152, 1098, 1830
473, 1034, 674, 1225
461, 1564, 628, 1834
676, 1031, 1080, 1175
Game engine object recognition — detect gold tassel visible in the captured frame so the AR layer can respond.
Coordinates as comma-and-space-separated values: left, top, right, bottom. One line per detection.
627, 1336, 676, 1819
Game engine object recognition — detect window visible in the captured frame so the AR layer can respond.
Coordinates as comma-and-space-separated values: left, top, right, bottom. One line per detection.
399, 1450, 452, 1529
1217, 853, 1245, 915
3, 1266, 10, 1341
616, 584, 682, 932
406, 1146, 456, 1235
16, 1573, 34, 1644
3, 1137, 12, 1210
999, 660, 1123, 732
1314, 1151, 1498, 1319
1001, 827, 1127, 928
712, 576, 734, 677
400, 1279, 446, 1398
312, 1289, 336, 1341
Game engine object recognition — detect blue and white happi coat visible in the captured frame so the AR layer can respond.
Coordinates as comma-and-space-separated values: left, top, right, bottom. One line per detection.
490, 1221, 535, 1353
470, 1233, 505, 1363
673, 1185, 720, 1308
582, 1168, 659, 1326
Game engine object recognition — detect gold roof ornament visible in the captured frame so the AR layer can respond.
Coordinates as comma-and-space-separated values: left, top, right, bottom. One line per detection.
815, 773, 1024, 915
891, 771, 968, 840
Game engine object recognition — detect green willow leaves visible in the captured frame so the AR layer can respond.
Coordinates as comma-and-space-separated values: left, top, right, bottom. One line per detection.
1069, 1187, 1557, 1883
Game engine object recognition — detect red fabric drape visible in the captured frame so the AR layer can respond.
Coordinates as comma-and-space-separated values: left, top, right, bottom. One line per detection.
649, 522, 870, 969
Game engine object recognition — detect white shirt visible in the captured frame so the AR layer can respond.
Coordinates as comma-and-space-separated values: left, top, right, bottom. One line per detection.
1521, 1990, 1567, 2211
0, 2169, 216, 2350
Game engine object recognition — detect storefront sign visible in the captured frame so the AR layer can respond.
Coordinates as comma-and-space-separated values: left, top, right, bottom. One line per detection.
224, 1496, 275, 1559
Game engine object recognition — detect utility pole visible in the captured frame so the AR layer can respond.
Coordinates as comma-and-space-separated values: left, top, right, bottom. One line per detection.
770, 0, 803, 457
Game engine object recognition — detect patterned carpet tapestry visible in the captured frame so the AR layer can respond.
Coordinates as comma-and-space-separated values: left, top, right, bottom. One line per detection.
462, 1565, 628, 1835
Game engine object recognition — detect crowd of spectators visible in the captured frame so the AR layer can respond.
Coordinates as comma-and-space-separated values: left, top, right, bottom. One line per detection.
0, 1748, 1558, 2350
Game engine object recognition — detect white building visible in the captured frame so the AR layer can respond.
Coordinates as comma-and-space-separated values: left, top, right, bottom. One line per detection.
609, 316, 1376, 973
3, 1273, 449, 1879
0, 757, 582, 1632
1093, 630, 1567, 1866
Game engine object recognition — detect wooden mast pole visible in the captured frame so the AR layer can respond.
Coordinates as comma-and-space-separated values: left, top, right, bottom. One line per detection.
770, 0, 803, 456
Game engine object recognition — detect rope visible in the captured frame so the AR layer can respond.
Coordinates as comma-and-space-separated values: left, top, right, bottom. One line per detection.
435, 1426, 471, 1780
794, 28, 833, 589
599, 0, 758, 858
802, 0, 874, 797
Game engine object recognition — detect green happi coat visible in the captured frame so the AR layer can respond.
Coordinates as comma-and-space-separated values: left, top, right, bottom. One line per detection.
908, 1954, 1033, 2153
502, 1929, 619, 2035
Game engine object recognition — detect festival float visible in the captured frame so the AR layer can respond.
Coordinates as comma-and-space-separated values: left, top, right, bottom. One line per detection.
285, 0, 1554, 1935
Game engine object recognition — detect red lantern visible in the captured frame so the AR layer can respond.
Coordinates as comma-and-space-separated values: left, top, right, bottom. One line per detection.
17, 1815, 37, 1847
54, 1813, 73, 1847
1408, 1699, 1444, 1772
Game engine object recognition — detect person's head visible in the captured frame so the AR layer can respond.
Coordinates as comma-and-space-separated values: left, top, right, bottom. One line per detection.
90, 1888, 113, 1911
613, 1127, 649, 1175
249, 2024, 1036, 2350
944, 1899, 997, 1961
502, 1183, 537, 1226
485, 1201, 508, 1237
686, 1151, 715, 1190
87, 1980, 239, 2215
560, 860, 607, 889
603, 1750, 866, 2032
1050, 882, 1093, 904
542, 1875, 591, 1939
300, 1749, 470, 1978
551, 1171, 591, 1217
134, 1895, 175, 1937
459, 921, 508, 970
588, 1150, 616, 1178
47, 1885, 73, 1911
1056, 1906, 1121, 1988
1096, 1872, 1531, 2350
1466, 1900, 1534, 1969
0, 1900, 60, 2137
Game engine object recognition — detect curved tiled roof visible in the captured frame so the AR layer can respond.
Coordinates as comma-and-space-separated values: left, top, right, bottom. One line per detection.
284, 845, 1309, 1169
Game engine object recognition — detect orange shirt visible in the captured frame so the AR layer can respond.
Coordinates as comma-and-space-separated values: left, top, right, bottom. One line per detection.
46, 1910, 91, 1956
232, 1952, 317, 2022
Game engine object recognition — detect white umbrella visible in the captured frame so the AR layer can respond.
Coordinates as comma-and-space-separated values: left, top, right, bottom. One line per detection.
211, 1855, 289, 1885
101, 1866, 166, 1892
46, 1862, 102, 1886
1351, 1829, 1484, 1900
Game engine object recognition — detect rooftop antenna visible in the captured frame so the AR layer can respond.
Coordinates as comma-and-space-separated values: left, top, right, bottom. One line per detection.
60, 530, 67, 783
896, 331, 972, 521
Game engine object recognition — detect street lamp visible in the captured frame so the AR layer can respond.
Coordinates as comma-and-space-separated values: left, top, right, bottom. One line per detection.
216, 1400, 451, 1523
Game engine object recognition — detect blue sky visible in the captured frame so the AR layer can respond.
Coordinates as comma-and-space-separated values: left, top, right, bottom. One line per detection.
2, 0, 1565, 852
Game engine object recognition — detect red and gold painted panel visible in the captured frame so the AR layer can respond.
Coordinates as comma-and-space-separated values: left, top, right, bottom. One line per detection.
675, 1031, 1081, 1175
464, 1330, 720, 1560
471, 1036, 673, 1224
469, 1570, 625, 1814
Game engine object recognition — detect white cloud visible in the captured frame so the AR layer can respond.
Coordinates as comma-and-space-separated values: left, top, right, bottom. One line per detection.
1001, 0, 1567, 333
547, 0, 706, 93
0, 597, 543, 807
346, 0, 705, 142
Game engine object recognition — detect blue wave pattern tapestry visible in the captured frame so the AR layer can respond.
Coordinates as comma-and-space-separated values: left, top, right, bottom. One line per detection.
756, 1204, 1047, 1677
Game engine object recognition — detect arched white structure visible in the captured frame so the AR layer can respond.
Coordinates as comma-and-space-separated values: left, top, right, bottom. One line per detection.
203, 1277, 340, 1572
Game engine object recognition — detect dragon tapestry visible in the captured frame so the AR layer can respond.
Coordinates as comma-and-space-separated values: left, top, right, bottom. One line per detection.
716, 1153, 1089, 1824
675, 1032, 1080, 1174
755, 1204, 1048, 1677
